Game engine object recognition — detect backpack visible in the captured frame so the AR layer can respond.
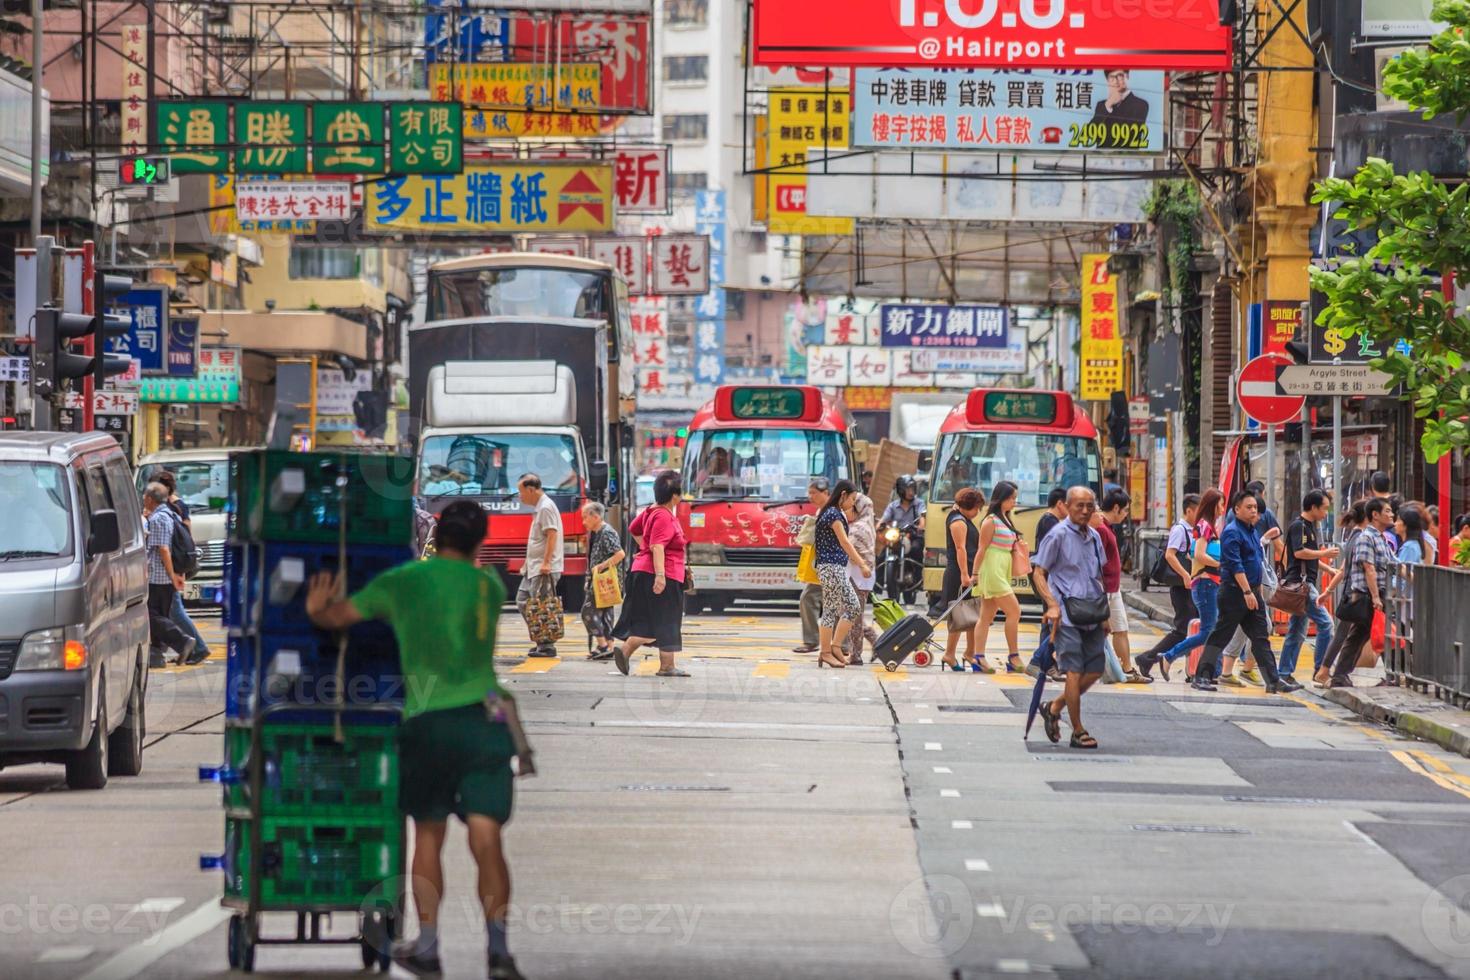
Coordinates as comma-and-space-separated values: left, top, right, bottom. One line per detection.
165, 503, 200, 579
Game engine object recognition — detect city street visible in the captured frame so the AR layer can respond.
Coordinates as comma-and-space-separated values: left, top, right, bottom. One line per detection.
4, 609, 1469, 980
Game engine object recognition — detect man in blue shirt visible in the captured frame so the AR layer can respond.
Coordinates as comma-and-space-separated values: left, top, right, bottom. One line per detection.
1193, 491, 1299, 694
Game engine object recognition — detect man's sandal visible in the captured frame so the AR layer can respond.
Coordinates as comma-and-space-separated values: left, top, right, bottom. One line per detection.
1070, 730, 1098, 750
1042, 702, 1062, 744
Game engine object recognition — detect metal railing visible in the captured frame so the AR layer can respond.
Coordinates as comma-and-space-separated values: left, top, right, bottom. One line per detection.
1385, 562, 1470, 709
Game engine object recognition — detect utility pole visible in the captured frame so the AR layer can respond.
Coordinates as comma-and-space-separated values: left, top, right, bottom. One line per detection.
29, 0, 43, 242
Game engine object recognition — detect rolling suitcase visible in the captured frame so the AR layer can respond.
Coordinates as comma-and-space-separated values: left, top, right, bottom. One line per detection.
873, 614, 934, 672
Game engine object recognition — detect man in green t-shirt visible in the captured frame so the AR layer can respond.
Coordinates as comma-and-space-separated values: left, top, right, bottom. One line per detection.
306, 500, 526, 980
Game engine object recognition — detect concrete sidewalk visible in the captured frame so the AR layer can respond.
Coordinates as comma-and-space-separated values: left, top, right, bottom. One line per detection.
1123, 578, 1470, 760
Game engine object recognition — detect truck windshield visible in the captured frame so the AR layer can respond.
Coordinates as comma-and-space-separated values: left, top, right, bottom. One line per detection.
931, 432, 1099, 506
683, 429, 852, 502
429, 267, 607, 321
136, 460, 229, 515
420, 433, 581, 497
0, 462, 72, 558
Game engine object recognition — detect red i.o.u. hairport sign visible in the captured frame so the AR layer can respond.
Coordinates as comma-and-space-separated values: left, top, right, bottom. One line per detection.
751, 0, 1233, 70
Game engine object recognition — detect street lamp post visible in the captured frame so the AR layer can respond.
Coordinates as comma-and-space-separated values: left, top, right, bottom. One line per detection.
29, 0, 43, 242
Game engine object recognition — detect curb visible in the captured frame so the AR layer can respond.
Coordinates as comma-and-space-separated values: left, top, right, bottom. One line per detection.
1319, 686, 1470, 759
1121, 590, 1174, 627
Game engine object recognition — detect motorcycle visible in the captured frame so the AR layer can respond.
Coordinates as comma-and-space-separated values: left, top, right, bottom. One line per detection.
876, 522, 925, 605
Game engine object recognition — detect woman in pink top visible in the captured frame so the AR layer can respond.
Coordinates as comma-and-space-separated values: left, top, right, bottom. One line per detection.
613, 471, 690, 677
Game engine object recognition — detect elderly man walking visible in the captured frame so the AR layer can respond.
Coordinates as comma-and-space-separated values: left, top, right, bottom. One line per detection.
141, 483, 198, 668
515, 473, 564, 658
1032, 487, 1109, 750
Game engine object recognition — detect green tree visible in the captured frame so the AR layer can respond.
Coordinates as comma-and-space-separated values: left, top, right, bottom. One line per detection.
1309, 0, 1470, 461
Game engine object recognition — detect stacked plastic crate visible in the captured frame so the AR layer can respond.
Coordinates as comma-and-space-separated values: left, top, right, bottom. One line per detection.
202, 450, 416, 971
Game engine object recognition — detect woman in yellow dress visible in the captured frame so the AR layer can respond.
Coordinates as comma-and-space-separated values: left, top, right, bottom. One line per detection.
972, 480, 1027, 672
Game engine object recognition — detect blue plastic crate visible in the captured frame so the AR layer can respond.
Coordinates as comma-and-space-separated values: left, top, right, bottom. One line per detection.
225, 541, 410, 635
226, 629, 405, 720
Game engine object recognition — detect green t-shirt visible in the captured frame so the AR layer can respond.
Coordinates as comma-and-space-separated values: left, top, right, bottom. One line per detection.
350, 557, 507, 719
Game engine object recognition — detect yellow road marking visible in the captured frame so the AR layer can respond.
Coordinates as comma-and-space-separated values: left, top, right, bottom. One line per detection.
753, 662, 790, 679
873, 664, 908, 680
1407, 750, 1470, 788
510, 657, 561, 674
634, 658, 661, 676
1391, 750, 1470, 802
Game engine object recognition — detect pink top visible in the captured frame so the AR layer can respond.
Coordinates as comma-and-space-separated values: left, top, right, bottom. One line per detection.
630, 505, 687, 584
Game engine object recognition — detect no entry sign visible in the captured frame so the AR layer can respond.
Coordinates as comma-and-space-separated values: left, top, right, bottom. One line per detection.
1237, 353, 1304, 427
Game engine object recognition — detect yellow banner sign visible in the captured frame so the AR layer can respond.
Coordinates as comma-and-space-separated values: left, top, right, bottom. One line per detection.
429, 63, 603, 139
1080, 253, 1124, 402
364, 164, 614, 234
767, 87, 853, 236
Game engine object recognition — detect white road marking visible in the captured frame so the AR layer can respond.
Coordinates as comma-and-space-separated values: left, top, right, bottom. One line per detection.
951, 819, 973, 830
940, 788, 960, 798
997, 959, 1040, 973
37, 947, 94, 963
135, 898, 185, 915
77, 901, 231, 980
976, 903, 1007, 918
924, 742, 943, 751
932, 766, 952, 774
918, 718, 934, 724
965, 858, 992, 872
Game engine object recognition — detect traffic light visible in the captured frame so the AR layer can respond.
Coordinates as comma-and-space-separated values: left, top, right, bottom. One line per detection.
119, 156, 170, 186
93, 271, 135, 388
32, 306, 97, 397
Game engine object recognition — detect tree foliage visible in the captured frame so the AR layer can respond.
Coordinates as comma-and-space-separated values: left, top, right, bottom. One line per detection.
1309, 0, 1470, 462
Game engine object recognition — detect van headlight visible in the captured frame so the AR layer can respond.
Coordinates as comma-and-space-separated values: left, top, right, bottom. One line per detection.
15, 626, 88, 671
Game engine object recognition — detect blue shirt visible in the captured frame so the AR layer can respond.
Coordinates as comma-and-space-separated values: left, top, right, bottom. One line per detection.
1219, 519, 1264, 587
1033, 519, 1106, 627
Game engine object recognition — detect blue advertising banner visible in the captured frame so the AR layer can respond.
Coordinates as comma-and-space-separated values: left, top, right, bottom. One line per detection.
693, 188, 727, 386
167, 317, 198, 377
880, 304, 1010, 349
108, 285, 168, 374
423, 0, 508, 64
853, 69, 1164, 152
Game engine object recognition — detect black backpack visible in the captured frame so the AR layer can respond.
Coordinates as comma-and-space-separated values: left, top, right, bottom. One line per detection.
166, 503, 200, 579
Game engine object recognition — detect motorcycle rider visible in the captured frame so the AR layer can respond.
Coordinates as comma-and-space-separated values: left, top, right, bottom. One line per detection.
878, 475, 927, 599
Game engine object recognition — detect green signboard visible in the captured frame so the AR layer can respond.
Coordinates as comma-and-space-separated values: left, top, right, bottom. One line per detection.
313, 102, 385, 174
236, 102, 309, 174
729, 387, 808, 421
136, 346, 241, 403
156, 101, 230, 173
982, 391, 1058, 424
389, 102, 464, 174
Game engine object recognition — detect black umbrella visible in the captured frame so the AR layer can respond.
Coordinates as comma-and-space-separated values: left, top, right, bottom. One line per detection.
1023, 622, 1059, 740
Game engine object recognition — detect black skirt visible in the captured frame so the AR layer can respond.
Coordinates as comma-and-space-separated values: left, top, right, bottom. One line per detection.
612, 570, 685, 651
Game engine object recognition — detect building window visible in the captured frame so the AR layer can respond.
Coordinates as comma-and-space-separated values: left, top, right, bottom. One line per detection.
670, 171, 708, 192
663, 55, 708, 84
662, 114, 708, 142
665, 0, 708, 28
289, 246, 382, 286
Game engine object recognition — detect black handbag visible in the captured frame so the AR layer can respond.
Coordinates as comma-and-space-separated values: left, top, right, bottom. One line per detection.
1063, 594, 1111, 627
1150, 522, 1191, 588
1336, 590, 1374, 626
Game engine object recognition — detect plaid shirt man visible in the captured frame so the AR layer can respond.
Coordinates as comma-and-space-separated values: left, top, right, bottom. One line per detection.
1347, 524, 1393, 596
146, 505, 176, 585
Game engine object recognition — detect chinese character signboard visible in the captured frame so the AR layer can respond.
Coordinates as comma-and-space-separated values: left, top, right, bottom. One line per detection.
430, 63, 602, 139
1261, 300, 1303, 358
631, 295, 667, 369
365, 165, 613, 234
692, 189, 727, 385
424, 0, 509, 63
750, 1, 1233, 70
1079, 253, 1123, 401
120, 26, 148, 156
910, 346, 1026, 374
652, 235, 710, 296
509, 16, 654, 119
616, 146, 668, 212
157, 102, 230, 173
768, 88, 853, 236
136, 346, 242, 403
109, 286, 168, 375
236, 102, 309, 174
236, 181, 355, 223
64, 390, 140, 415
590, 237, 648, 295
880, 304, 1009, 348
854, 69, 1164, 152
167, 317, 199, 378
0, 356, 30, 382
389, 103, 464, 174
313, 103, 385, 173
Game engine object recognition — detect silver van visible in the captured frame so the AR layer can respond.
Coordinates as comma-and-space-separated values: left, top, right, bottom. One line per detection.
0, 432, 149, 789
135, 449, 240, 606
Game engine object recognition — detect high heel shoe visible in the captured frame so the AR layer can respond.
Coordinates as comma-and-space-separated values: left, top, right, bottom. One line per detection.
969, 656, 994, 674
942, 657, 964, 672
818, 651, 846, 669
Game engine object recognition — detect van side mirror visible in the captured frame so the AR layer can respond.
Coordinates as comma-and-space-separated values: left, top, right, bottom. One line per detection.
588, 460, 610, 496
88, 509, 121, 556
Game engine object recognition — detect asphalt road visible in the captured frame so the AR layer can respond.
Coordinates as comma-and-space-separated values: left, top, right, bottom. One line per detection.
3, 606, 1470, 979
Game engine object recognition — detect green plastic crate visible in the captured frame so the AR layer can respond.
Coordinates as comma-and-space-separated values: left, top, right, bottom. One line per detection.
223, 815, 402, 909
231, 450, 414, 546
223, 722, 399, 818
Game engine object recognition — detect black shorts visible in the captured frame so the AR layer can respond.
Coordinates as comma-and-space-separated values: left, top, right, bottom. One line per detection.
612, 570, 685, 651
399, 703, 515, 824
1056, 624, 1106, 675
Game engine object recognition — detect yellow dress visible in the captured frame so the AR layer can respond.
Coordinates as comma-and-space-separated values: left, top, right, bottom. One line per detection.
976, 518, 1017, 599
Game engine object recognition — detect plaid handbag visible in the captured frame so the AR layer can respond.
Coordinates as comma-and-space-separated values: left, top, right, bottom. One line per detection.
524, 575, 566, 646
